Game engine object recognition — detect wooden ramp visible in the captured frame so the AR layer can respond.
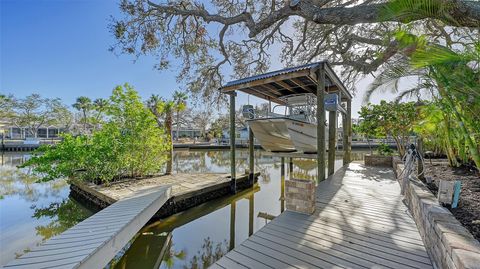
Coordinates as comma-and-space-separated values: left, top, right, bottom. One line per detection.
3, 185, 171, 269
212, 163, 433, 269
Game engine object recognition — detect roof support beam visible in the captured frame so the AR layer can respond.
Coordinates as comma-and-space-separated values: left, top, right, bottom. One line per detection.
274, 81, 296, 94
289, 78, 313, 93
220, 69, 311, 92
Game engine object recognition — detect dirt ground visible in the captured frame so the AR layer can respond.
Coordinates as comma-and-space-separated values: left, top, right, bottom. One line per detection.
423, 161, 480, 241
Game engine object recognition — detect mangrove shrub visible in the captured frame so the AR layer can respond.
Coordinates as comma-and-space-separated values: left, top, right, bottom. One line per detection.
22, 84, 170, 183
358, 101, 418, 157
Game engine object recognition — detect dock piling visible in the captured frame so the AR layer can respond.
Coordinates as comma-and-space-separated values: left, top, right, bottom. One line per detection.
229, 92, 237, 193
316, 65, 326, 182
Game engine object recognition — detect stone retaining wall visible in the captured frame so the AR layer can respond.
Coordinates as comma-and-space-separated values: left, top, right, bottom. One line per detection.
365, 154, 393, 167
392, 158, 480, 269
285, 178, 315, 214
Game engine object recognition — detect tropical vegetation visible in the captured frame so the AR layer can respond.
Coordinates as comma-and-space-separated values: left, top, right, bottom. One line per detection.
21, 84, 170, 183
358, 101, 419, 157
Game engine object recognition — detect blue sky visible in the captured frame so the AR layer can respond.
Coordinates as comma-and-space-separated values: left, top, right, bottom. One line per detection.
1, 0, 181, 105
1, 0, 399, 117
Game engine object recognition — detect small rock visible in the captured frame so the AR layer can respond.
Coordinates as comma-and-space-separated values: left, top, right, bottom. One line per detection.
472, 220, 480, 225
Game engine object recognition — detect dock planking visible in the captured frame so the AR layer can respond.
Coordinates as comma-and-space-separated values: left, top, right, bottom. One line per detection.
212, 163, 434, 269
3, 185, 171, 269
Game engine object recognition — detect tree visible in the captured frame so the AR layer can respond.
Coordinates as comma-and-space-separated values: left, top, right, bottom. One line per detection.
72, 96, 93, 133
146, 94, 186, 174
358, 101, 418, 157
8, 94, 68, 138
0, 94, 14, 118
209, 115, 229, 139
111, 0, 479, 102
365, 30, 480, 169
172, 91, 188, 141
92, 98, 109, 129
22, 84, 170, 182
191, 108, 212, 139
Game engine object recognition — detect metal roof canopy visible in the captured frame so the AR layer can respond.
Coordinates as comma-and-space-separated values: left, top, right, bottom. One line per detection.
219, 61, 352, 104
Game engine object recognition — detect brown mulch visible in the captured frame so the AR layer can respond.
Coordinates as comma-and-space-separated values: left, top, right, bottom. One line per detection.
423, 162, 480, 241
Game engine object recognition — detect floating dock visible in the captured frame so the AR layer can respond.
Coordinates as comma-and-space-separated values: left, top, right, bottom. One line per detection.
2, 186, 171, 269
212, 163, 434, 269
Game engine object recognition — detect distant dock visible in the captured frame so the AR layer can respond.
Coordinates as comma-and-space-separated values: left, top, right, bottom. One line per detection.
1, 141, 395, 152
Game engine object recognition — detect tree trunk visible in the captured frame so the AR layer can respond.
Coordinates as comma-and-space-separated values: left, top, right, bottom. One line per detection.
82, 110, 87, 133
166, 113, 173, 175
176, 111, 179, 141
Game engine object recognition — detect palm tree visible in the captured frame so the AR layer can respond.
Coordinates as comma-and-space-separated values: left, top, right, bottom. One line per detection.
172, 91, 188, 141
92, 98, 108, 129
364, 31, 480, 168
146, 94, 178, 174
72, 96, 92, 133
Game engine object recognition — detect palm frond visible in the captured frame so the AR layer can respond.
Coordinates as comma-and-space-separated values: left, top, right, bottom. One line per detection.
363, 57, 419, 103
382, 0, 458, 25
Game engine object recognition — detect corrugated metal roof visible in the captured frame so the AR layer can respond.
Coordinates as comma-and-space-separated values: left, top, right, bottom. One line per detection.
223, 61, 325, 88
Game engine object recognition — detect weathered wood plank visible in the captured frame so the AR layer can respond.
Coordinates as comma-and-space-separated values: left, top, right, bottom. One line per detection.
212, 163, 433, 269
4, 185, 171, 269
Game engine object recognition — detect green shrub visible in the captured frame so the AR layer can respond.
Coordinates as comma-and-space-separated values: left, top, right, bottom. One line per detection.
21, 84, 169, 183
377, 143, 394, 156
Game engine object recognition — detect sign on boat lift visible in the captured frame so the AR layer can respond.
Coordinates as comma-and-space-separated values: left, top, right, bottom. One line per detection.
324, 93, 347, 114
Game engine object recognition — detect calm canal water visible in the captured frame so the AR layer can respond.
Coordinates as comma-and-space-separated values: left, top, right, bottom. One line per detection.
0, 150, 366, 268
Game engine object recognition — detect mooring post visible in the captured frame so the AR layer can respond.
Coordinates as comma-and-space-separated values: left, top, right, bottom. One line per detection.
317, 65, 326, 182
230, 92, 237, 193
328, 110, 337, 176
248, 127, 254, 184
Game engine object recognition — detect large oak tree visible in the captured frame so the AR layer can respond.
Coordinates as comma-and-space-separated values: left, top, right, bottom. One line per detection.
111, 0, 479, 102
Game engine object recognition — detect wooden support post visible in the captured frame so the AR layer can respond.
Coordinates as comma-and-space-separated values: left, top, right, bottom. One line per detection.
345, 99, 352, 164
248, 193, 254, 236
328, 110, 337, 176
230, 92, 237, 193
342, 111, 348, 165
249, 127, 254, 184
229, 200, 236, 250
317, 65, 326, 182
289, 157, 293, 174
281, 157, 285, 213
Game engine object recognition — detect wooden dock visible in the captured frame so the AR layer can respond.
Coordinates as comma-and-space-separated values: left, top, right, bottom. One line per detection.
3, 185, 171, 269
211, 163, 434, 269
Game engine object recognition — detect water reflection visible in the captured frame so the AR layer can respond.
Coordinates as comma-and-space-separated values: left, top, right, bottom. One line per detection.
0, 153, 94, 263
31, 198, 93, 241
109, 150, 359, 269
1, 150, 367, 268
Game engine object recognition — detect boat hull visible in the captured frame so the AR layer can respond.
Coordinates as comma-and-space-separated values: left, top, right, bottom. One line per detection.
247, 118, 327, 153
247, 118, 296, 152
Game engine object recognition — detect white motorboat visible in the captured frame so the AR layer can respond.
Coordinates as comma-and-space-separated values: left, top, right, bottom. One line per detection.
244, 94, 329, 153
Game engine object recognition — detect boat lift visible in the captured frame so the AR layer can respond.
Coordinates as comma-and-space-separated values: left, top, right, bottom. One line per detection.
219, 61, 353, 192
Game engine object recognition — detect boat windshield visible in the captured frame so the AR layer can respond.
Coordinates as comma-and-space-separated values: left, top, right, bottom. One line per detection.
269, 94, 317, 123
